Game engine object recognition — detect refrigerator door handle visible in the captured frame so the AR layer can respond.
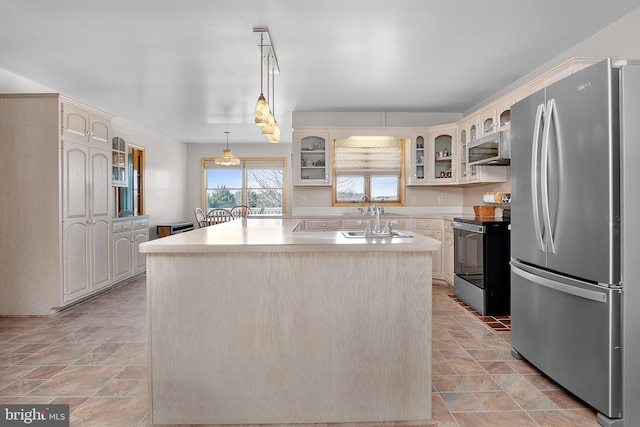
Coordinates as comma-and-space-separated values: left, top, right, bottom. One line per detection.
541, 99, 557, 253
531, 102, 546, 251
511, 262, 607, 303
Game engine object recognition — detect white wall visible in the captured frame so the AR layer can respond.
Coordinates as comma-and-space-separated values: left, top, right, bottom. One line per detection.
186, 142, 294, 215
112, 117, 188, 227
0, 69, 55, 92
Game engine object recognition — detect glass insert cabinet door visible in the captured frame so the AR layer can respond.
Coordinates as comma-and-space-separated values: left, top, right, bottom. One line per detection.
112, 135, 127, 187
433, 133, 454, 182
415, 135, 426, 181
407, 134, 428, 186
294, 131, 331, 185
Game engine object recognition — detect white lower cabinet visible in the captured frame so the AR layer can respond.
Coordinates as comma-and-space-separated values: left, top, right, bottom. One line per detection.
414, 218, 444, 281
342, 217, 409, 230
113, 222, 133, 283
113, 217, 149, 283
444, 221, 454, 285
296, 215, 447, 283
133, 228, 148, 273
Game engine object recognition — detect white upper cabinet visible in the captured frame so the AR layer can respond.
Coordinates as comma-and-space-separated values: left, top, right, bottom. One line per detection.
407, 133, 428, 186
61, 98, 111, 146
428, 125, 457, 185
294, 130, 332, 186
111, 127, 128, 187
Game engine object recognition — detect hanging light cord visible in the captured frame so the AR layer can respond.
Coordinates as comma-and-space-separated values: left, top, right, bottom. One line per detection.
259, 34, 264, 96
266, 52, 270, 107
271, 65, 275, 118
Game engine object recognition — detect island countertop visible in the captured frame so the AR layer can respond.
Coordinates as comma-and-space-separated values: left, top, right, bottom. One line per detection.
139, 217, 440, 254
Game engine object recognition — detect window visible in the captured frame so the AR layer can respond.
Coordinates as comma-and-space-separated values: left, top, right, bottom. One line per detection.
333, 137, 404, 205
202, 159, 286, 214
115, 144, 145, 217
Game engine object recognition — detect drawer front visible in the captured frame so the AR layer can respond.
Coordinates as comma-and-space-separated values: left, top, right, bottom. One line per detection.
112, 220, 133, 233
383, 217, 408, 229
305, 219, 343, 230
133, 218, 150, 230
415, 218, 443, 231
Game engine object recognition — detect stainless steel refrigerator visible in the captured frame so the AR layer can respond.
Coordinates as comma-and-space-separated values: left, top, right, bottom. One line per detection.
510, 58, 640, 427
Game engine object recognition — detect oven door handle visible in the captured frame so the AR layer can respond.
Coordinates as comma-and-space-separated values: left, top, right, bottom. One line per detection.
451, 221, 485, 234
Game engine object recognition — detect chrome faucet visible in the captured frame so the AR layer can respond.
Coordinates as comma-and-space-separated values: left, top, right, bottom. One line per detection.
364, 205, 398, 237
361, 194, 371, 215
371, 204, 382, 232
361, 204, 398, 237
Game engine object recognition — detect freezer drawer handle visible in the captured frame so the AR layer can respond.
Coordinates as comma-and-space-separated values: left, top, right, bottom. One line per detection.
511, 265, 607, 303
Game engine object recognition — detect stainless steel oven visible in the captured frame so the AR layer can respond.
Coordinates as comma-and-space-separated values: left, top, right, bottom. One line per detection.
452, 217, 510, 315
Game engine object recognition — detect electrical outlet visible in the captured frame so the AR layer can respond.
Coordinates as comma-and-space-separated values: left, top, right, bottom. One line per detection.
410, 196, 417, 205
437, 196, 444, 205
300, 196, 307, 205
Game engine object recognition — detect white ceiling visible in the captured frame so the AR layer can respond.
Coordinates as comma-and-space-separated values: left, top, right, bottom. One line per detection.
2, 0, 640, 144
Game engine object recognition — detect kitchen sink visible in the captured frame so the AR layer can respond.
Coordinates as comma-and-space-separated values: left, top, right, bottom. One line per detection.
341, 230, 413, 238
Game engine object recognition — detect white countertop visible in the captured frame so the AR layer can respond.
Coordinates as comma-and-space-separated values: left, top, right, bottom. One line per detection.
139, 218, 440, 254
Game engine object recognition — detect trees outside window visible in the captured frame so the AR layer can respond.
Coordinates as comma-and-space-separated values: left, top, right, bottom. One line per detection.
203, 159, 285, 214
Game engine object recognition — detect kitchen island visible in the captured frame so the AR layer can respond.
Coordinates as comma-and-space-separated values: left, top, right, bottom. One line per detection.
139, 218, 439, 426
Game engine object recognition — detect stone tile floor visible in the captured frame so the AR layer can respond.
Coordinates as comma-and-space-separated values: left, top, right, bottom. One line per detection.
0, 276, 600, 426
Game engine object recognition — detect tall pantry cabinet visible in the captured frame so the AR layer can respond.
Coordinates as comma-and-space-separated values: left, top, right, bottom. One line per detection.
0, 93, 114, 315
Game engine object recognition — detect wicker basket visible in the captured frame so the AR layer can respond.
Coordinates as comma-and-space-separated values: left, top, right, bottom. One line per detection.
473, 205, 495, 217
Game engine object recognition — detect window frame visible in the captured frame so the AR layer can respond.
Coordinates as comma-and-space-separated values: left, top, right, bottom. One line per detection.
332, 139, 406, 207
201, 157, 287, 214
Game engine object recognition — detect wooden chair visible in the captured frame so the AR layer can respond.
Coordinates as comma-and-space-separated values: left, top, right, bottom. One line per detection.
194, 207, 206, 228
205, 208, 234, 225
230, 205, 254, 219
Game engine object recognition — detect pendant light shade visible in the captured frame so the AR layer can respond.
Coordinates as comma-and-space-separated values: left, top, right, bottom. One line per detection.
215, 131, 241, 166
254, 94, 271, 127
267, 121, 280, 143
264, 63, 280, 142
261, 113, 276, 135
253, 32, 272, 127
253, 28, 280, 142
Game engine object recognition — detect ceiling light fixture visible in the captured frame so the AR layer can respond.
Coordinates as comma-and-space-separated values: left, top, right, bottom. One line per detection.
253, 32, 271, 127
215, 131, 241, 166
253, 28, 280, 142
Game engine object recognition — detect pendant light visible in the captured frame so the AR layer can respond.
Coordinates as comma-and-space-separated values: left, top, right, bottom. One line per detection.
261, 55, 277, 138
267, 64, 280, 143
254, 33, 271, 127
215, 131, 241, 166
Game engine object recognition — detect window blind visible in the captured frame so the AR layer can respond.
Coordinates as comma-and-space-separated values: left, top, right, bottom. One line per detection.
334, 137, 402, 176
